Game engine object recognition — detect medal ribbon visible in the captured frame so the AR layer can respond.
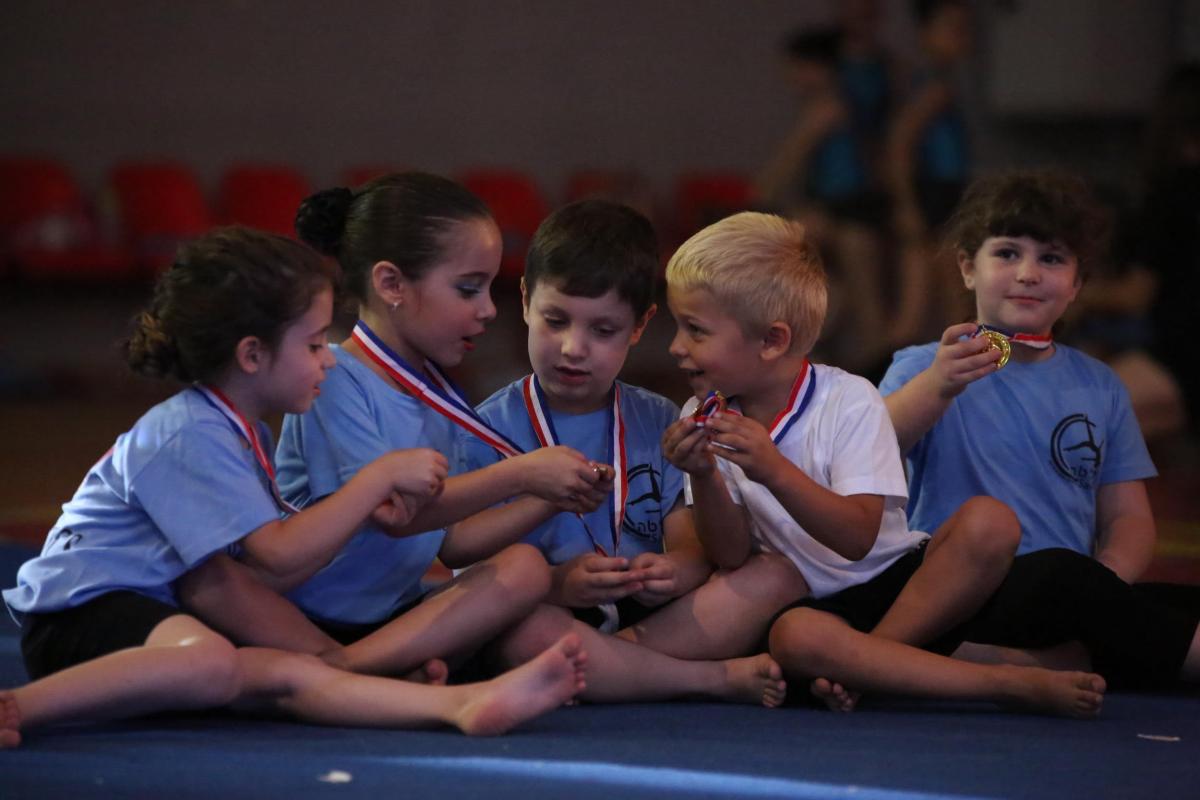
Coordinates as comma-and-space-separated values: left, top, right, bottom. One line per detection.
767, 359, 817, 444
351, 320, 524, 458
194, 384, 299, 514
522, 374, 627, 557
975, 323, 1053, 350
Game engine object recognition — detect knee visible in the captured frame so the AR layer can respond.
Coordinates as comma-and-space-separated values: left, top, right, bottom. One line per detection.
492, 543, 552, 601
768, 608, 831, 674
184, 638, 243, 706
953, 496, 1021, 563
725, 553, 809, 607
497, 604, 574, 666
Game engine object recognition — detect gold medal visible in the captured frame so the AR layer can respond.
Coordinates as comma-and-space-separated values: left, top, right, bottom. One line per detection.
980, 329, 1011, 369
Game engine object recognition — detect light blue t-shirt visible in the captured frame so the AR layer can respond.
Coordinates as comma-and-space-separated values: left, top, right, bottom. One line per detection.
461, 379, 686, 565
276, 345, 462, 625
4, 389, 282, 623
879, 342, 1157, 556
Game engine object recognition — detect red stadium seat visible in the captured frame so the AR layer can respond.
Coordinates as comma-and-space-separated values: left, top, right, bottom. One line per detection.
0, 157, 133, 280
674, 171, 756, 240
219, 164, 311, 237
109, 161, 212, 274
458, 169, 550, 280
341, 165, 403, 189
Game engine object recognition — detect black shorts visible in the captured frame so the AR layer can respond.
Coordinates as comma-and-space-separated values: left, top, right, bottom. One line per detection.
572, 597, 657, 631
775, 540, 961, 655
20, 590, 183, 680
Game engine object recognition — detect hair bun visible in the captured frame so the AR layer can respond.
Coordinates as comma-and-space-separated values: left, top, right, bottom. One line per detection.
295, 187, 354, 255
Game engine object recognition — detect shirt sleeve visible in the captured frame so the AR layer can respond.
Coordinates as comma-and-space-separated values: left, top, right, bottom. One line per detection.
131, 421, 281, 568
302, 367, 409, 498
828, 379, 909, 504
1099, 372, 1158, 485
878, 345, 935, 397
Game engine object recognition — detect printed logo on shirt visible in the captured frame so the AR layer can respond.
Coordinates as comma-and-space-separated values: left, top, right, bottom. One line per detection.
622, 463, 665, 541
1050, 413, 1103, 489
49, 527, 82, 551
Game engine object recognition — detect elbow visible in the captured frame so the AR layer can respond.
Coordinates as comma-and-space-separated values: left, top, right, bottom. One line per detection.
834, 529, 878, 563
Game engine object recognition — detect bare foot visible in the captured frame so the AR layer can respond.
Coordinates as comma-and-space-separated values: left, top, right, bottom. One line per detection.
456, 633, 587, 736
722, 653, 787, 708
0, 690, 22, 749
1003, 667, 1106, 719
810, 677, 860, 712
405, 659, 449, 686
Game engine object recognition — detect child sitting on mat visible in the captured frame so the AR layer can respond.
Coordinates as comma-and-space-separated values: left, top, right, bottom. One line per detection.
1, 227, 586, 747
661, 211, 1106, 717
466, 200, 797, 706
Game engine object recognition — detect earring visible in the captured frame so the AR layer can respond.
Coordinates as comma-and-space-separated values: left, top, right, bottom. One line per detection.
390, 301, 399, 312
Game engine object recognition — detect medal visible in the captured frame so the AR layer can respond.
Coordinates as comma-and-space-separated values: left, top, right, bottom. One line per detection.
975, 327, 1012, 369
693, 391, 727, 424
522, 374, 627, 558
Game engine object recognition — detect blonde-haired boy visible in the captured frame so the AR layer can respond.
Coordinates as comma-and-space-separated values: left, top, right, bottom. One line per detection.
661, 212, 1107, 716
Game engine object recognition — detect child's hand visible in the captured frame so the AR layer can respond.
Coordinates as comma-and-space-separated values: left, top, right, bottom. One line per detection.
555, 462, 615, 514
930, 322, 1004, 398
627, 552, 680, 607
519, 446, 605, 506
556, 553, 647, 607
662, 417, 716, 476
383, 448, 449, 498
702, 412, 789, 485
372, 491, 421, 531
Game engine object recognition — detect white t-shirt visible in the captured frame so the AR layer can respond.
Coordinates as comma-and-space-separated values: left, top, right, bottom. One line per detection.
683, 364, 926, 598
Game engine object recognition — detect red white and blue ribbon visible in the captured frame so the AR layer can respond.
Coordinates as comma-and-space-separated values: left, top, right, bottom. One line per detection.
975, 323, 1053, 350
351, 320, 524, 458
767, 359, 817, 444
194, 384, 299, 514
522, 374, 628, 558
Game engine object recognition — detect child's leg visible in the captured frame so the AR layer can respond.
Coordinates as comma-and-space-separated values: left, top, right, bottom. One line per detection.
770, 607, 1106, 718
177, 554, 342, 656
337, 543, 550, 675
3, 620, 586, 745
177, 556, 449, 684
229, 633, 587, 737
496, 604, 786, 707
3, 614, 242, 745
871, 497, 1020, 646
617, 553, 809, 659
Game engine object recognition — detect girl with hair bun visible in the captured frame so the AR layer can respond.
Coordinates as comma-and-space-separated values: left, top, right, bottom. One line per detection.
183, 173, 607, 680
1, 226, 586, 747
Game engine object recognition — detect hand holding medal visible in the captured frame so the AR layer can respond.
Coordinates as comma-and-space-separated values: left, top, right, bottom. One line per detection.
974, 326, 1011, 369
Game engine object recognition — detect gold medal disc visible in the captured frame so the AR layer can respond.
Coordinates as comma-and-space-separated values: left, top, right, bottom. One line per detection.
981, 330, 1011, 369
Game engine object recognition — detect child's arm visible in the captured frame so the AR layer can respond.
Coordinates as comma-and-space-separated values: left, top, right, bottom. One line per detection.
755, 96, 847, 208
885, 79, 952, 242
884, 323, 1001, 453
703, 411, 883, 561
662, 417, 754, 569
371, 446, 603, 539
1094, 480, 1157, 583
629, 501, 714, 608
238, 448, 448, 580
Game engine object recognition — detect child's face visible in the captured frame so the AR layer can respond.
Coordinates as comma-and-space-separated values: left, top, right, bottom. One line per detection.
261, 285, 336, 415
523, 279, 650, 414
960, 236, 1081, 336
667, 284, 761, 399
395, 217, 501, 367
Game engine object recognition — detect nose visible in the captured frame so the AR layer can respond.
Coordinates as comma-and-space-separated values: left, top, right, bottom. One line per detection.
478, 291, 497, 323
1014, 255, 1040, 284
668, 329, 687, 359
561, 324, 587, 360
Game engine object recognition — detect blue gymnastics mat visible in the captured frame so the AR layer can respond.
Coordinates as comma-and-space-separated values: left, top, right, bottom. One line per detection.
2, 540, 1199, 800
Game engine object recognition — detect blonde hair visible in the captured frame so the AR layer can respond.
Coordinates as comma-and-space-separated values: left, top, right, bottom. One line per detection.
666, 212, 827, 355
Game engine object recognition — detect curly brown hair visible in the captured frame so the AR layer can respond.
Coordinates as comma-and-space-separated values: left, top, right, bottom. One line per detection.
943, 169, 1112, 282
